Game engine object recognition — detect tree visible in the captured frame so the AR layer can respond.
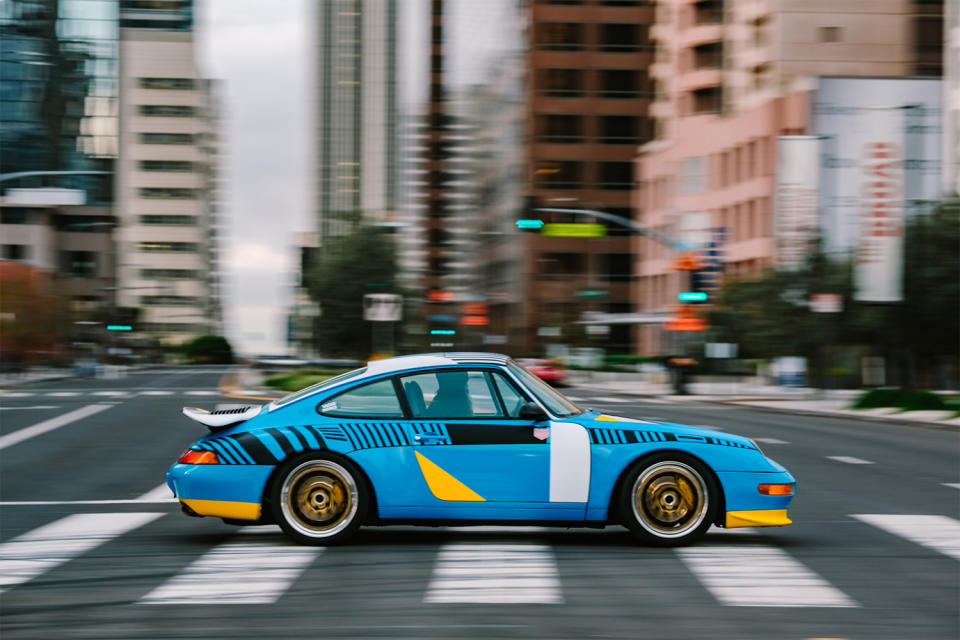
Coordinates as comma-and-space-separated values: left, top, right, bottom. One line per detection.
181, 335, 234, 364
305, 224, 398, 358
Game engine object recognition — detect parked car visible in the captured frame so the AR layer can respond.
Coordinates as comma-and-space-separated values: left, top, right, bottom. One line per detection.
516, 357, 568, 386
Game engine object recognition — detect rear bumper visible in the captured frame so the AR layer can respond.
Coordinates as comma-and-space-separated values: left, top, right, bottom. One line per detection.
166, 462, 273, 521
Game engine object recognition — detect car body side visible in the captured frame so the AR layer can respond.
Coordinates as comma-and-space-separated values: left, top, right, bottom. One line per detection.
167, 364, 794, 529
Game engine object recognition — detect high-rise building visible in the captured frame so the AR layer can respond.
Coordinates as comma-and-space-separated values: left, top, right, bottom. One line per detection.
114, 0, 222, 342
634, 0, 945, 355
520, 0, 656, 354
315, 0, 398, 243
946, 0, 960, 195
0, 0, 120, 339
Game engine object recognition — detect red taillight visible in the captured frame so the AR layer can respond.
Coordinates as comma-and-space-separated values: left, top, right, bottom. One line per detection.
177, 449, 219, 464
758, 483, 794, 496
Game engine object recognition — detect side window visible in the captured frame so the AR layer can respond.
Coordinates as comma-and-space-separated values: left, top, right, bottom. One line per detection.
400, 370, 502, 418
319, 379, 403, 418
492, 372, 527, 418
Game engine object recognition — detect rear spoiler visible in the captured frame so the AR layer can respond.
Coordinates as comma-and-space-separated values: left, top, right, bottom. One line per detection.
182, 406, 261, 432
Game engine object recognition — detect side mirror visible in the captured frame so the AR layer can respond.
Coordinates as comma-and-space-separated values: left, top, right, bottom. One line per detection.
518, 401, 548, 422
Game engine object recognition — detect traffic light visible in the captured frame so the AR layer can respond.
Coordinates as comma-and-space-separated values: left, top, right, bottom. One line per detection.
516, 195, 544, 231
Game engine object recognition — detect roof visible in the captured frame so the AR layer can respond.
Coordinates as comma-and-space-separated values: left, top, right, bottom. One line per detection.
364, 352, 510, 376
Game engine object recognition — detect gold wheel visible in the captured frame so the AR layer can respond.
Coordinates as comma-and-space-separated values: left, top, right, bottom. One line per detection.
279, 459, 359, 539
630, 461, 708, 539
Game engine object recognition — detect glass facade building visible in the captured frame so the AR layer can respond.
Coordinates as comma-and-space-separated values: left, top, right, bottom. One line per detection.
0, 0, 118, 204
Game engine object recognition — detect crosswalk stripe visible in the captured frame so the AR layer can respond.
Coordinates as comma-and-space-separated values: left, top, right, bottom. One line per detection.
0, 404, 113, 451
753, 437, 790, 445
0, 392, 35, 397
184, 390, 220, 396
425, 543, 562, 604
46, 392, 81, 397
826, 456, 874, 465
92, 391, 128, 397
138, 391, 174, 396
136, 483, 175, 502
852, 514, 960, 560
0, 512, 164, 592
677, 546, 858, 608
591, 396, 630, 403
140, 541, 322, 604
943, 483, 960, 490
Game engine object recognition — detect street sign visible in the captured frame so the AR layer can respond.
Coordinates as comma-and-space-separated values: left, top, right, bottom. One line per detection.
363, 294, 402, 322
541, 223, 606, 238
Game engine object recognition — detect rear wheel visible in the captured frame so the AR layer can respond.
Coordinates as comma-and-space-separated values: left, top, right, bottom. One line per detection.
620, 453, 717, 546
270, 453, 367, 545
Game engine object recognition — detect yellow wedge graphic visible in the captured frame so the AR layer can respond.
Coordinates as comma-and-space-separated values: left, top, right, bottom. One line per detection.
414, 450, 485, 502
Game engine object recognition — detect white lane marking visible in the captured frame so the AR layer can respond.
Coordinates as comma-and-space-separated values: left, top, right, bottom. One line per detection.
677, 546, 858, 607
826, 456, 874, 465
753, 437, 790, 445
852, 514, 960, 560
91, 391, 128, 397
45, 392, 81, 397
136, 484, 175, 502
184, 390, 220, 396
591, 396, 630, 403
0, 404, 113, 451
0, 392, 35, 397
549, 421, 590, 503
0, 512, 164, 592
425, 543, 562, 604
942, 483, 960, 490
0, 405, 60, 411
140, 541, 322, 604
138, 391, 174, 396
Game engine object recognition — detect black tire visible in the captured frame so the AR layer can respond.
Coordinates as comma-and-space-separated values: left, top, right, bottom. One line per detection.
269, 452, 368, 545
619, 452, 718, 547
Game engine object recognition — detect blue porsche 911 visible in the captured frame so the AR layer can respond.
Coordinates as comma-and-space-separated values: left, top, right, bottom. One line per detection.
167, 353, 795, 546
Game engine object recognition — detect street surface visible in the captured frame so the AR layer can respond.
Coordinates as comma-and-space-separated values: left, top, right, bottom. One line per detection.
1, 366, 957, 639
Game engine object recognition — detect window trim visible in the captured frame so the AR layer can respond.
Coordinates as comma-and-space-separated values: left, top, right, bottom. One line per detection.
315, 376, 407, 419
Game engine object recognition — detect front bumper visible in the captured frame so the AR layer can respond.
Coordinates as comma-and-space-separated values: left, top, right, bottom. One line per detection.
716, 469, 796, 528
166, 462, 273, 521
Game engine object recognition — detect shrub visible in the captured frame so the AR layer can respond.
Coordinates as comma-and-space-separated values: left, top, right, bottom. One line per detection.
181, 335, 234, 364
264, 368, 351, 392
852, 388, 947, 412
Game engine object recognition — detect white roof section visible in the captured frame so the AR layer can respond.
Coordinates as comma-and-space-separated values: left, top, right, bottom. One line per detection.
365, 354, 459, 375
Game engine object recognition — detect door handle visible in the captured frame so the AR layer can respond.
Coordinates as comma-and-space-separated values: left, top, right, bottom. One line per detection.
414, 432, 446, 443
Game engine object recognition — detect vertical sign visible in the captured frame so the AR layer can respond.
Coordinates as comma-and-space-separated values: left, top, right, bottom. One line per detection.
855, 107, 904, 302
773, 136, 821, 270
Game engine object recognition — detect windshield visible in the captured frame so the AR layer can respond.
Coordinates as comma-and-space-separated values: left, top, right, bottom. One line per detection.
507, 360, 582, 418
271, 367, 368, 408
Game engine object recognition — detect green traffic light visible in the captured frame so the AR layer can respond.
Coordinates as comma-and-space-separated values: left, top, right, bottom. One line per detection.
516, 219, 545, 230
107, 325, 133, 331
678, 292, 708, 302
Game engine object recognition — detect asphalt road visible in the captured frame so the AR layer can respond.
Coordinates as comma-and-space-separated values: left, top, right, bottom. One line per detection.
1, 367, 957, 640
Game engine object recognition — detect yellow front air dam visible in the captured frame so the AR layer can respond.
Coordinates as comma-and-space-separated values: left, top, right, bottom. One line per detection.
725, 509, 792, 528
181, 498, 262, 521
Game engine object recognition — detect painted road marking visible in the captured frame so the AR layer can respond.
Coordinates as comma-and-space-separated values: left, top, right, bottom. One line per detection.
136, 484, 175, 502
45, 392, 81, 397
0, 512, 164, 592
826, 456, 874, 465
0, 392, 35, 397
852, 514, 960, 561
753, 437, 790, 445
184, 390, 220, 396
91, 391, 128, 397
425, 543, 562, 604
942, 483, 960, 490
0, 405, 60, 411
677, 546, 858, 608
591, 397, 630, 403
138, 391, 174, 396
140, 541, 322, 604
0, 404, 113, 451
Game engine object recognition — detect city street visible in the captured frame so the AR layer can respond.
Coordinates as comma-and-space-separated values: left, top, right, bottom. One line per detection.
1, 366, 957, 639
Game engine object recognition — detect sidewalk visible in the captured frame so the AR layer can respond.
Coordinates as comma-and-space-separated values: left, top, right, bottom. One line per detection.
569, 371, 960, 430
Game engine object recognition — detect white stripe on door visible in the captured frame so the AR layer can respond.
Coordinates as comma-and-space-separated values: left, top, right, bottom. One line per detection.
677, 546, 857, 607
140, 542, 321, 604
852, 514, 960, 560
0, 512, 164, 592
425, 543, 562, 604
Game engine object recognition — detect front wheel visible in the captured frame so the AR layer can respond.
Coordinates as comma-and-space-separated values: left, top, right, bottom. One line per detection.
619, 453, 718, 546
270, 453, 367, 545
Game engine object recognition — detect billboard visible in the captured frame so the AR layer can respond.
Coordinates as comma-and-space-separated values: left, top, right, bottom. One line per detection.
773, 136, 822, 270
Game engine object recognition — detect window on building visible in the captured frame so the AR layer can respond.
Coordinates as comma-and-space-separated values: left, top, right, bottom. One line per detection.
536, 160, 583, 189
138, 77, 195, 90
140, 268, 199, 279
139, 188, 198, 199
138, 241, 198, 253
691, 86, 722, 114
139, 133, 195, 144
598, 23, 648, 52
138, 160, 196, 172
0, 208, 34, 224
599, 69, 644, 98
539, 252, 585, 278
2, 244, 30, 260
693, 0, 723, 25
537, 114, 584, 143
692, 42, 723, 69
540, 68, 584, 97
141, 295, 200, 307
598, 161, 633, 190
818, 26, 843, 43
752, 15, 769, 47
139, 215, 197, 226
598, 115, 639, 144
61, 251, 97, 277
679, 156, 709, 195
138, 105, 197, 117
597, 253, 632, 282
538, 23, 585, 51
913, 17, 943, 76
